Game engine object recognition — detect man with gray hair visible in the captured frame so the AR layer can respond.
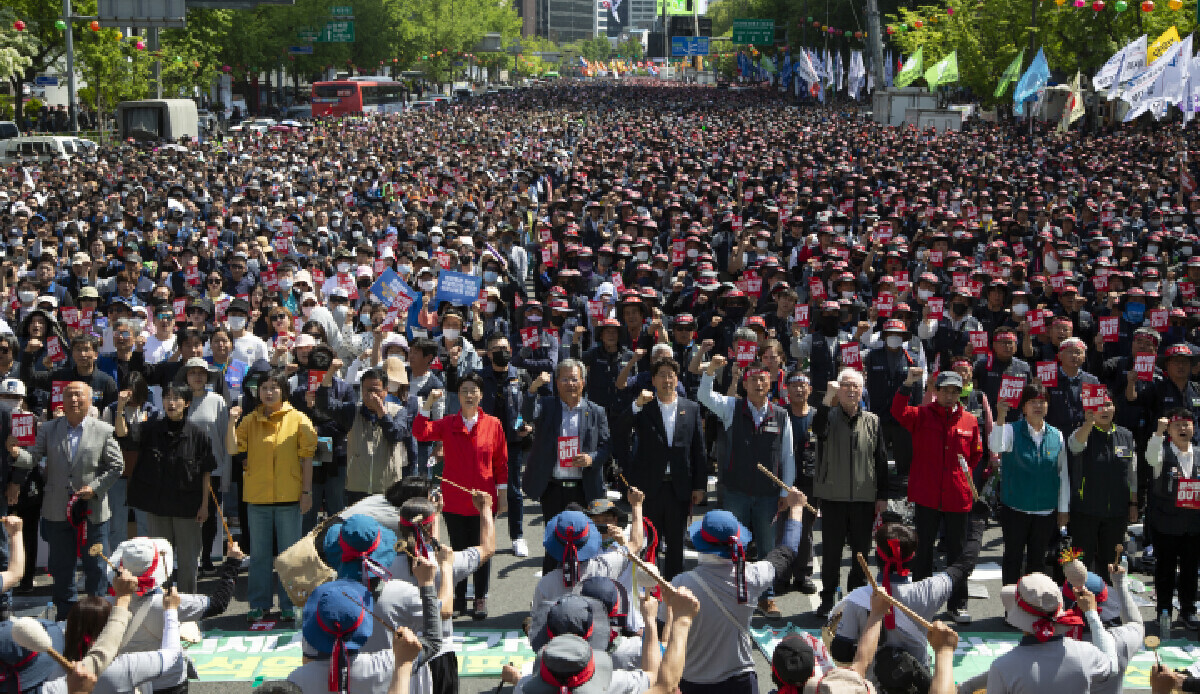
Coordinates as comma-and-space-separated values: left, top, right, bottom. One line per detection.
1045, 336, 1101, 436
522, 358, 612, 573
811, 367, 889, 618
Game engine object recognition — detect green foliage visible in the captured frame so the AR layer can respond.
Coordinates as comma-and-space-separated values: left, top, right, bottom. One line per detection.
614, 36, 643, 59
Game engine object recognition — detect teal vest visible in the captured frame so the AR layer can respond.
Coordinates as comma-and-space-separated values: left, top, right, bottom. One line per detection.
999, 419, 1063, 513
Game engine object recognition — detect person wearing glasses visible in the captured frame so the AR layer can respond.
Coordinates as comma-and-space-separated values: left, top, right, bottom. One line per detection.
20, 333, 119, 413
222, 251, 256, 297
223, 298, 270, 368
202, 272, 228, 305
143, 300, 178, 366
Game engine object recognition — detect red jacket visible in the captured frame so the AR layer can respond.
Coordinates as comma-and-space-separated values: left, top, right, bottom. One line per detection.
890, 389, 983, 513
413, 412, 508, 517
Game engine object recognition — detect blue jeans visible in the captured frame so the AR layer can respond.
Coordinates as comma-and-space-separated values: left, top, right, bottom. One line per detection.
507, 446, 524, 540
107, 478, 130, 549
722, 489, 779, 560
247, 504, 302, 611
41, 517, 109, 618
408, 442, 435, 478
303, 464, 347, 534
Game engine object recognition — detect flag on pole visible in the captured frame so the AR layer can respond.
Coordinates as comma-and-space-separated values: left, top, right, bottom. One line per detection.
1148, 26, 1181, 63
894, 47, 924, 88
1109, 35, 1149, 99
924, 51, 958, 89
1013, 48, 1050, 115
1094, 37, 1138, 90
994, 50, 1025, 97
1059, 71, 1085, 131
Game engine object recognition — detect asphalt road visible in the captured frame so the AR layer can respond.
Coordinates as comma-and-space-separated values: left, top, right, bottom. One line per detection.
13, 495, 1162, 694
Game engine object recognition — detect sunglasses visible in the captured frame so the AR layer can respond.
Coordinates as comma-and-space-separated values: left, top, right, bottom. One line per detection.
156, 314, 174, 321
272, 314, 288, 321
207, 278, 222, 284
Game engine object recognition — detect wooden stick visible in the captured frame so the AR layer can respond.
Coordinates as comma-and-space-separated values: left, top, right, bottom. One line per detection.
210, 485, 234, 547
340, 590, 395, 631
43, 648, 73, 672
756, 464, 819, 514
436, 476, 477, 495
622, 548, 675, 597
88, 544, 119, 572
856, 553, 933, 632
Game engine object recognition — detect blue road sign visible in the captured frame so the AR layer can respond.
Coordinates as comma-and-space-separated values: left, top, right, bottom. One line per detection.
670, 36, 710, 57
34, 75, 59, 86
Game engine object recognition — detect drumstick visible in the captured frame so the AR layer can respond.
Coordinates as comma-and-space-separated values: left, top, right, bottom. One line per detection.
340, 590, 395, 631
436, 476, 478, 495
210, 485, 234, 547
88, 544, 119, 572
756, 464, 819, 514
621, 548, 676, 597
856, 553, 933, 632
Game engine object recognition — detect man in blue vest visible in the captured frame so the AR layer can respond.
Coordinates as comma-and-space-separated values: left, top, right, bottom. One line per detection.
865, 319, 925, 495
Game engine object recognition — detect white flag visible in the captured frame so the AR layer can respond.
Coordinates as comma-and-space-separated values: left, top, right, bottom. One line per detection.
1121, 39, 1183, 104
848, 51, 866, 100
794, 49, 819, 85
1186, 56, 1200, 121
1159, 33, 1193, 106
1095, 36, 1141, 90
1110, 35, 1149, 100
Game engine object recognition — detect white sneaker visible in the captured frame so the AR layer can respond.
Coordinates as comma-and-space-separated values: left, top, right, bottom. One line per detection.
513, 538, 529, 557
951, 608, 972, 625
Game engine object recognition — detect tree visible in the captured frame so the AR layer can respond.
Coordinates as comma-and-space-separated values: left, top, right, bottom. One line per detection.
0, 8, 36, 90
7, 0, 79, 127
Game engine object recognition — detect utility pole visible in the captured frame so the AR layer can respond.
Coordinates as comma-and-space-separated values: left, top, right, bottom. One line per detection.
864, 0, 885, 86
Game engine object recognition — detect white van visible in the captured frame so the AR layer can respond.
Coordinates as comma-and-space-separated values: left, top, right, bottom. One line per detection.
0, 136, 81, 164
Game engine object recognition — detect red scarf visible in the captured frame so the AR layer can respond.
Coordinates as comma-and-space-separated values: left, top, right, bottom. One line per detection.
398, 516, 434, 559
1061, 582, 1109, 639
317, 608, 365, 694
641, 518, 661, 600
770, 663, 801, 694
1016, 596, 1085, 642
556, 524, 590, 588
0, 651, 37, 694
538, 655, 596, 694
700, 527, 748, 603
876, 540, 914, 630
339, 530, 382, 583
66, 493, 90, 559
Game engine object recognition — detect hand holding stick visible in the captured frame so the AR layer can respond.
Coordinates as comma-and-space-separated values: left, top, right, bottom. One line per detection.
856, 552, 933, 631
621, 547, 675, 598
756, 464, 819, 514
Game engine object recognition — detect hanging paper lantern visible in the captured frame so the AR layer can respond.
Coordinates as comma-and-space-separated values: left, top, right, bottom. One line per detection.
854, 30, 863, 38
12, 20, 25, 31
886, 25, 895, 33
222, 64, 231, 72
54, 19, 66, 30
174, 55, 181, 62
1169, 0, 1182, 8
899, 22, 908, 30
115, 30, 123, 40
90, 20, 99, 31
913, 19, 923, 27
947, 6, 954, 13
193, 60, 200, 67
1093, 0, 1105, 8
1074, 0, 1086, 7
135, 40, 145, 49
1141, 0, 1153, 9
1114, 0, 1128, 9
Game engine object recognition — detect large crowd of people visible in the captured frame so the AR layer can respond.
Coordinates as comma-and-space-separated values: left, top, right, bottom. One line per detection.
0, 81, 1197, 692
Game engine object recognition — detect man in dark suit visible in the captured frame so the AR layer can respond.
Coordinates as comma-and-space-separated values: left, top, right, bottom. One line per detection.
522, 358, 611, 573
627, 358, 706, 580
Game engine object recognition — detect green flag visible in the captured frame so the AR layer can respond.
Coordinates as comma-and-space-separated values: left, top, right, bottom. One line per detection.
924, 51, 958, 88
994, 49, 1025, 97
894, 47, 924, 88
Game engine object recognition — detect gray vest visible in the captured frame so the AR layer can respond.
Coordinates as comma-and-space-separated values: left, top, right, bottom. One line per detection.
345, 401, 408, 495
724, 399, 788, 497
814, 407, 881, 503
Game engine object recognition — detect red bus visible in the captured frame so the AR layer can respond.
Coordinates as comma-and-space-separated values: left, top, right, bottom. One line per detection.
311, 78, 407, 116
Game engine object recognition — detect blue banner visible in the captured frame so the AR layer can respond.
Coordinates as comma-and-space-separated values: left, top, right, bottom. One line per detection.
433, 270, 483, 308
369, 269, 417, 308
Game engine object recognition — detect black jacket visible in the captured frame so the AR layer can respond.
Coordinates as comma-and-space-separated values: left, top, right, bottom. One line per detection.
128, 415, 216, 518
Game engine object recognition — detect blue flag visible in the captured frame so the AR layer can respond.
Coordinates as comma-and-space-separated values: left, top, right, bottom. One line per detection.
1013, 48, 1050, 115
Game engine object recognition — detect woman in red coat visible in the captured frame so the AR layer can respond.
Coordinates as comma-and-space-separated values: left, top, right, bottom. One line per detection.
415, 373, 509, 619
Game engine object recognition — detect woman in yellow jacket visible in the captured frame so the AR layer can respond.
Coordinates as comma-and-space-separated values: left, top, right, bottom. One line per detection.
226, 368, 318, 623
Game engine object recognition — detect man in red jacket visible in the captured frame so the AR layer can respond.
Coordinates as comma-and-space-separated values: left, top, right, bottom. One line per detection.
890, 367, 983, 625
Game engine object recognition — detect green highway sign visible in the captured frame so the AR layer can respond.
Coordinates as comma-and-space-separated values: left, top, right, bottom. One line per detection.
297, 27, 319, 41
330, 5, 354, 16
732, 18, 774, 45
316, 20, 355, 42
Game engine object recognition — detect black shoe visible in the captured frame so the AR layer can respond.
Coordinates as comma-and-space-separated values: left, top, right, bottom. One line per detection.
453, 597, 467, 618
816, 596, 834, 619
798, 577, 818, 595
1184, 613, 1200, 630
473, 598, 488, 621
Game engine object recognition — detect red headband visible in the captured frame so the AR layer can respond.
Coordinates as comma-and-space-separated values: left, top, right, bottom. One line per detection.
539, 656, 596, 694
398, 516, 434, 559
556, 524, 590, 588
338, 530, 381, 563
1015, 596, 1083, 642
770, 663, 801, 694
700, 527, 749, 603
876, 540, 914, 630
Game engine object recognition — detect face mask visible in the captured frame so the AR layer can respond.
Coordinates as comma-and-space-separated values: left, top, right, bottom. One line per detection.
483, 270, 499, 283
687, 248, 699, 258
1144, 282, 1160, 293
104, 231, 116, 242
227, 316, 247, 331
430, 235, 442, 245
442, 328, 461, 341
331, 305, 348, 326
527, 314, 542, 323
757, 240, 769, 249
886, 335, 904, 349
279, 278, 293, 292
917, 289, 933, 301
302, 306, 314, 318
1012, 303, 1029, 316
1183, 247, 1193, 256
952, 303, 968, 317
1148, 245, 1159, 255
398, 264, 412, 275
485, 301, 497, 313
636, 251, 649, 261
1044, 255, 1059, 273
17, 291, 35, 304
492, 349, 511, 367
420, 280, 436, 292
725, 307, 746, 322
1099, 248, 1113, 258
841, 290, 855, 300
820, 316, 839, 336
337, 263, 352, 273
1124, 303, 1146, 324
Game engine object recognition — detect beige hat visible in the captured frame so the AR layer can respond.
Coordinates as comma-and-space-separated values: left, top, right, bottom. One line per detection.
802, 668, 875, 694
1001, 572, 1071, 640
385, 356, 408, 386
